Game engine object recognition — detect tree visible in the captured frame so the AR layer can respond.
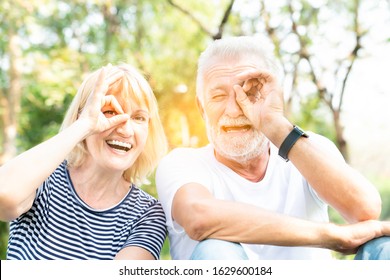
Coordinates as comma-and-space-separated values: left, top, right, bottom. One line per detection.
167, 0, 383, 161
0, 1, 27, 165
0, 0, 389, 260
259, 0, 367, 161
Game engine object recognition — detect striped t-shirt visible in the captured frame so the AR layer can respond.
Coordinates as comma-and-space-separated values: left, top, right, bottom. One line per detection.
6, 161, 167, 260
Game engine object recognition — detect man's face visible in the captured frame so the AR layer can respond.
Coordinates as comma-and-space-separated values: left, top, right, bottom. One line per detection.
201, 56, 269, 163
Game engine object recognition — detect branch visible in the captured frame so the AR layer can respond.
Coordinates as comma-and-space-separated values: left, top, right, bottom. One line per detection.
287, 3, 332, 109
260, 0, 298, 115
167, 0, 214, 37
260, 0, 282, 61
338, 0, 363, 111
213, 0, 235, 40
167, 0, 236, 40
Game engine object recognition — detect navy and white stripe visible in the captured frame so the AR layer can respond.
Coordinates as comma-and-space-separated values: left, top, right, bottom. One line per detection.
7, 161, 167, 260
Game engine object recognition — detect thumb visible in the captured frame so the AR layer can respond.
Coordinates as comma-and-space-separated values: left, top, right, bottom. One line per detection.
234, 84, 253, 112
106, 114, 130, 129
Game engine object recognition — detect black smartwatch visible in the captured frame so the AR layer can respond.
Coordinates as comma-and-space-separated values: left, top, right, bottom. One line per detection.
278, 125, 309, 162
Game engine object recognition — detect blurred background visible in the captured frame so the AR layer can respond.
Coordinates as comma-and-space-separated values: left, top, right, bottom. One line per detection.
0, 0, 389, 260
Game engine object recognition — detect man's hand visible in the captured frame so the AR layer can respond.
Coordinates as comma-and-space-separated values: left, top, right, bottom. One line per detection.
233, 69, 285, 136
327, 220, 390, 255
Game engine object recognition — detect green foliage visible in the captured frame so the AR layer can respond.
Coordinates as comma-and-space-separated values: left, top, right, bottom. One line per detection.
372, 177, 390, 221
292, 94, 336, 142
0, 221, 8, 259
160, 237, 171, 260
0, 0, 389, 261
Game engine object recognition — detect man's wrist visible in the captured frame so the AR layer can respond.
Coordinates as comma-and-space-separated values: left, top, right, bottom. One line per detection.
278, 125, 309, 162
262, 118, 293, 146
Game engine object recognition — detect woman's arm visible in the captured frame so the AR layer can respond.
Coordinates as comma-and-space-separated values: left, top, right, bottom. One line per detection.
0, 68, 128, 221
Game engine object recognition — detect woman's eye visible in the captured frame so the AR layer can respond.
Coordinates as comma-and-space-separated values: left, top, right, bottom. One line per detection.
132, 115, 149, 123
103, 110, 117, 118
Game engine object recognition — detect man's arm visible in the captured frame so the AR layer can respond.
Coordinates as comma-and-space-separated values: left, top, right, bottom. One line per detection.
283, 123, 381, 223
234, 70, 381, 223
172, 182, 389, 254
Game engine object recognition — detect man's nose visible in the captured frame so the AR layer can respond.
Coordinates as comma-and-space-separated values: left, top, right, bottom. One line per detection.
225, 93, 243, 118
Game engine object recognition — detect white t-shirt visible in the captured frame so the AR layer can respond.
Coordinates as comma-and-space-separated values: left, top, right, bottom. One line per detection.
156, 134, 339, 260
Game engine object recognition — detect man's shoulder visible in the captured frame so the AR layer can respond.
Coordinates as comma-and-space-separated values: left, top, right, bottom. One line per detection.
163, 145, 211, 160
157, 145, 213, 174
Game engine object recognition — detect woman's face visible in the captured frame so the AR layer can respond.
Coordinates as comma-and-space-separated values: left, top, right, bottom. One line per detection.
84, 89, 149, 175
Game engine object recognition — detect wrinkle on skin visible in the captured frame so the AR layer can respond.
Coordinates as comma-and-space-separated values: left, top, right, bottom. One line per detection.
201, 57, 271, 179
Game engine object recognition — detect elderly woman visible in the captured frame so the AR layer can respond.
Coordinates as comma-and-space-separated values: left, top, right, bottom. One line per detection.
0, 64, 168, 260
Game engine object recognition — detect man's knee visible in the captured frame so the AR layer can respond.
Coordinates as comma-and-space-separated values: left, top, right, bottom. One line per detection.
190, 239, 249, 260
354, 236, 390, 260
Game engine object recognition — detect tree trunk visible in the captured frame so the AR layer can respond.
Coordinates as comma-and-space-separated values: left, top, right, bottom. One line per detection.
0, 31, 22, 165
333, 110, 349, 162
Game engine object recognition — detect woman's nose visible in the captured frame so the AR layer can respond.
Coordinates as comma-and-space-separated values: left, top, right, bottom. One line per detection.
116, 119, 134, 137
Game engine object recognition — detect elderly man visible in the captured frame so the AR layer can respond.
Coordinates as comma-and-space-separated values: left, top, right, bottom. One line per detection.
156, 36, 390, 260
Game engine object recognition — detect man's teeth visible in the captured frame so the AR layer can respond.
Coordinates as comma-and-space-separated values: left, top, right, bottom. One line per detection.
106, 140, 132, 151
223, 125, 251, 132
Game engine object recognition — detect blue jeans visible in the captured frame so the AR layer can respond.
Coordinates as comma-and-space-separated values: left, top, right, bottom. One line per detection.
190, 237, 390, 260
354, 236, 390, 260
190, 239, 249, 260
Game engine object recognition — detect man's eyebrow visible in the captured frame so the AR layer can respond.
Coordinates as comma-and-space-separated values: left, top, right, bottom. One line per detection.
209, 86, 225, 92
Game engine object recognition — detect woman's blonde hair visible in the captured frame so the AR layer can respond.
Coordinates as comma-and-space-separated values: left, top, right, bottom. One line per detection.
60, 64, 167, 184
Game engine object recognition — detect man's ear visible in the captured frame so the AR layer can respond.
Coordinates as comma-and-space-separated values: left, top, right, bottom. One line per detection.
196, 97, 205, 120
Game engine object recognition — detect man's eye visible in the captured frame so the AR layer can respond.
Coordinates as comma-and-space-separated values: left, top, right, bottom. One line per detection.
210, 92, 227, 101
103, 110, 117, 118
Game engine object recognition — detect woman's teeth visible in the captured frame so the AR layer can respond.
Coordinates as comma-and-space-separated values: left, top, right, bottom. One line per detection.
106, 140, 132, 152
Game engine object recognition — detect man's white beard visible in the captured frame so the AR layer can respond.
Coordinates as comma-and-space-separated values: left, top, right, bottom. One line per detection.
206, 115, 269, 164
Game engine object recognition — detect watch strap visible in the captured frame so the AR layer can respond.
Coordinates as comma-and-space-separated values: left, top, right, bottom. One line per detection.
278, 125, 309, 162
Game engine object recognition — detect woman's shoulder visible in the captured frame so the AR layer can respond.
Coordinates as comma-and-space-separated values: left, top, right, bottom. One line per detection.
125, 185, 162, 209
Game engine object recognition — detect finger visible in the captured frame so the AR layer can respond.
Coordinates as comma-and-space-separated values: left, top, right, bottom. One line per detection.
242, 79, 253, 92
92, 69, 123, 102
256, 82, 263, 94
247, 87, 260, 103
107, 114, 130, 128
237, 69, 275, 83
243, 78, 261, 95
234, 84, 252, 107
381, 221, 390, 235
92, 67, 109, 99
105, 71, 123, 87
234, 84, 260, 129
101, 95, 125, 115
251, 78, 260, 87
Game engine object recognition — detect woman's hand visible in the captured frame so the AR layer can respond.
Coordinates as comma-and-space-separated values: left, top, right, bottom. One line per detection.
78, 67, 129, 136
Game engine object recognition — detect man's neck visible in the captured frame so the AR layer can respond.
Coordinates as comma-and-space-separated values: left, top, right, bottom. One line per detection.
214, 146, 270, 183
